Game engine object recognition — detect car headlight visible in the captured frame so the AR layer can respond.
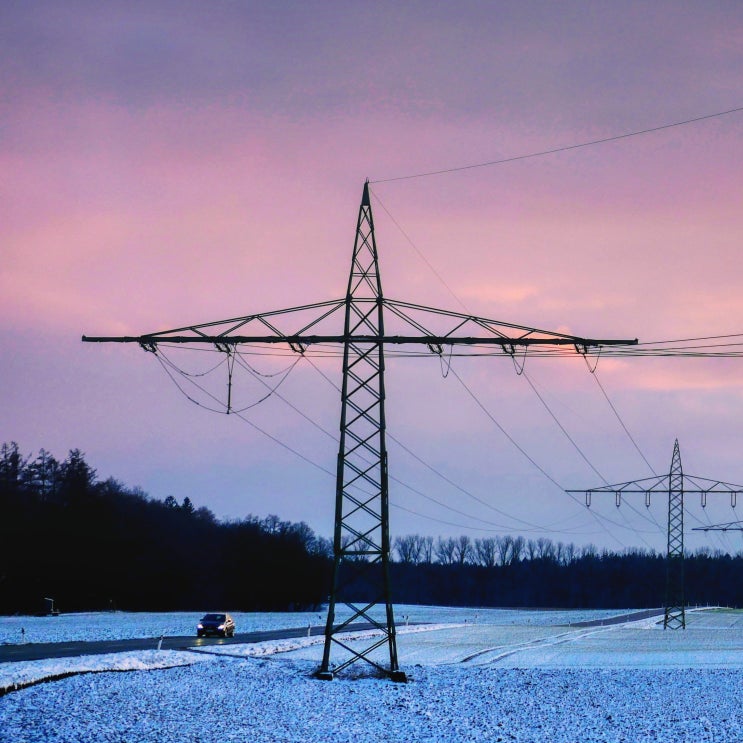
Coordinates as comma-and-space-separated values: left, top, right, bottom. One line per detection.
218, 624, 225, 630
197, 623, 203, 629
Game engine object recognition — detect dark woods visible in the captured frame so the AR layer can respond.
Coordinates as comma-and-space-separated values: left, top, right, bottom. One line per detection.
0, 443, 331, 614
391, 534, 743, 609
2, 443, 742, 615
392, 535, 743, 609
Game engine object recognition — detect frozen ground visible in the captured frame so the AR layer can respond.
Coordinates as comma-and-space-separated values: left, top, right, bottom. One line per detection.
1, 607, 742, 742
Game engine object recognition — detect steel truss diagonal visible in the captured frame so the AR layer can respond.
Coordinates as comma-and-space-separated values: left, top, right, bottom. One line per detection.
83, 180, 638, 679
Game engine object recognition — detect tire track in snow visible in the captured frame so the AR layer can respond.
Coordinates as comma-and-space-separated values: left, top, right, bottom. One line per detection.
459, 626, 614, 666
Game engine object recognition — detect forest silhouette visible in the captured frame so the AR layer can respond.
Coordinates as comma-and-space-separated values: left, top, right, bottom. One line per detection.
2, 442, 741, 615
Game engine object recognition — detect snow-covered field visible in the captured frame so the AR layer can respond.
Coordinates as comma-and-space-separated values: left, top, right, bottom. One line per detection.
2, 607, 742, 742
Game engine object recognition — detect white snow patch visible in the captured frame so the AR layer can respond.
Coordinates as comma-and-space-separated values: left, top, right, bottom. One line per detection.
0, 649, 211, 692
2, 607, 742, 742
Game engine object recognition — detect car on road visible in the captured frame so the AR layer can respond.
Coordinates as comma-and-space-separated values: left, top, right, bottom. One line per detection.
196, 613, 235, 638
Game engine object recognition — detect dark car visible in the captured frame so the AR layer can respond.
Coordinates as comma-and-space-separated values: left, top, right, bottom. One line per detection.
196, 613, 235, 638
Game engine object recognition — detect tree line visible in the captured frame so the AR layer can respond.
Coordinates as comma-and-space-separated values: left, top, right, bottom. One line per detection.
0, 442, 330, 614
389, 533, 743, 608
3, 442, 742, 614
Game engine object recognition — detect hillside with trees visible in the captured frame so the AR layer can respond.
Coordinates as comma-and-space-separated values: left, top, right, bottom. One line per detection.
2, 442, 742, 615
0, 442, 331, 614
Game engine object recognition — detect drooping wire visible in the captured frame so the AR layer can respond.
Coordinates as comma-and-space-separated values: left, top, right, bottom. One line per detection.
390, 501, 609, 537
522, 369, 606, 484
152, 344, 655, 541
154, 351, 230, 414
581, 363, 733, 551
302, 355, 589, 533
587, 363, 657, 476
157, 341, 586, 532
448, 366, 659, 546
371, 106, 743, 184
156, 346, 301, 415
520, 367, 665, 546
369, 190, 659, 546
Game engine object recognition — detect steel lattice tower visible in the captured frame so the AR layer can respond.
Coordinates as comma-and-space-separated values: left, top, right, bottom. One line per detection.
664, 439, 685, 628
318, 182, 403, 680
84, 181, 637, 678
569, 439, 743, 630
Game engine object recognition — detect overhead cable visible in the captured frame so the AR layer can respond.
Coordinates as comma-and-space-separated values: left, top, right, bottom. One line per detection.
371, 106, 743, 184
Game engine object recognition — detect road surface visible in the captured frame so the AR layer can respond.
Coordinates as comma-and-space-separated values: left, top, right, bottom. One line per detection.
0, 623, 377, 663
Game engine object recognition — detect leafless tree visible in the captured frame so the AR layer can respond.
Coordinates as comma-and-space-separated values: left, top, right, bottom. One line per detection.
536, 537, 555, 561
420, 535, 435, 564
474, 537, 498, 567
511, 535, 525, 564
453, 535, 473, 565
580, 543, 598, 559
394, 534, 423, 564
496, 535, 513, 566
435, 536, 457, 565
563, 541, 577, 565
554, 541, 565, 565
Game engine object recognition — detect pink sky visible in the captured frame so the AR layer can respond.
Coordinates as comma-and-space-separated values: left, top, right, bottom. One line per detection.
2, 1, 743, 552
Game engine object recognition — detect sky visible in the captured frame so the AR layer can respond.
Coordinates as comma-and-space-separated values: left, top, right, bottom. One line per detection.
2, 0, 743, 554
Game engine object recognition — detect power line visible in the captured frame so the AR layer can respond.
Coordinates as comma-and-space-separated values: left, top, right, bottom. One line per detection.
157, 343, 595, 535
370, 192, 658, 547
371, 106, 743, 183
302, 355, 587, 534
370, 187, 470, 314
588, 366, 657, 476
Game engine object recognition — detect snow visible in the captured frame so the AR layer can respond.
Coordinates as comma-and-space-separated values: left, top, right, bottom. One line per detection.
2, 607, 743, 742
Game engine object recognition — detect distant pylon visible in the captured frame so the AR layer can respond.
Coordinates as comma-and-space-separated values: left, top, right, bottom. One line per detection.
664, 439, 685, 629
569, 439, 743, 630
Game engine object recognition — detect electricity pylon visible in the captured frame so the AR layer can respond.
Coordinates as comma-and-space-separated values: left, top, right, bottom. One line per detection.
569, 439, 743, 629
83, 180, 637, 679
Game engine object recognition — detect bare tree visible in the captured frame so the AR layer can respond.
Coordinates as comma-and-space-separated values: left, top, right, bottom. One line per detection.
554, 541, 565, 565
435, 536, 457, 565
563, 542, 577, 565
394, 534, 423, 564
580, 543, 598, 559
510, 536, 525, 564
496, 535, 513, 566
453, 535, 473, 565
536, 537, 555, 561
420, 535, 435, 564
475, 537, 498, 567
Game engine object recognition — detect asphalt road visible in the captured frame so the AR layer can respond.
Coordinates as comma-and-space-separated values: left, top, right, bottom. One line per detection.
567, 608, 665, 627
0, 623, 374, 664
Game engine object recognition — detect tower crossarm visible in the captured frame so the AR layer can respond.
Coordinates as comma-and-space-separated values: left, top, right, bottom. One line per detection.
567, 475, 669, 497
568, 474, 743, 507
383, 298, 637, 351
82, 298, 349, 348
83, 297, 637, 351
692, 521, 743, 532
